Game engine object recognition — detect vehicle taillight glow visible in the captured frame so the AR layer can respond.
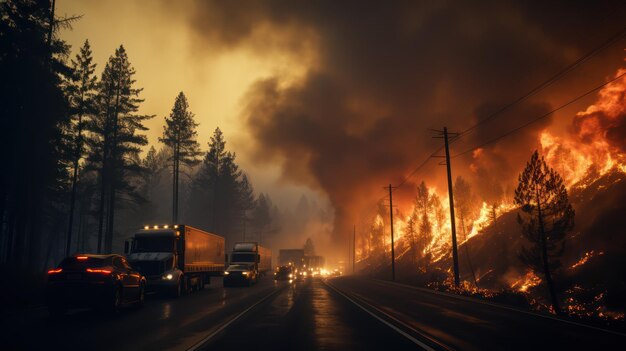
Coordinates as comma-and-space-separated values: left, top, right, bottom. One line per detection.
48, 268, 62, 274
76, 256, 88, 260
86, 268, 112, 274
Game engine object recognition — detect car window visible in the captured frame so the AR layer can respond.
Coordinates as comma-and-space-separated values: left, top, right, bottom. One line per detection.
113, 257, 124, 269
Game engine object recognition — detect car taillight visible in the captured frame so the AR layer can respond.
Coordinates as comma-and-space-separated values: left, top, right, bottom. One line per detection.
48, 268, 62, 274
86, 268, 112, 274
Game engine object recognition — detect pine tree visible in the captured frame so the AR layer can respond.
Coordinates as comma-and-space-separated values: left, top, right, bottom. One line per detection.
405, 214, 418, 266
187, 127, 247, 242
454, 176, 479, 287
304, 237, 315, 256
0, 0, 71, 269
64, 39, 97, 256
160, 92, 201, 223
414, 181, 432, 265
515, 150, 574, 315
86, 45, 152, 253
238, 173, 255, 240
252, 193, 271, 243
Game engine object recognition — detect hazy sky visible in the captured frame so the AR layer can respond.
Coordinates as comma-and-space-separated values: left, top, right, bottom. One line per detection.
57, 0, 323, 207
57, 0, 626, 242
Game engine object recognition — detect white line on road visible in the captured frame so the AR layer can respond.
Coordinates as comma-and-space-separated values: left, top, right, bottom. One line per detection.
324, 280, 450, 351
186, 288, 282, 351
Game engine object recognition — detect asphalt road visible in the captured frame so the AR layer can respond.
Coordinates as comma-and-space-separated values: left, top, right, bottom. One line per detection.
329, 276, 626, 351
3, 275, 624, 351
1, 276, 284, 351
201, 277, 420, 351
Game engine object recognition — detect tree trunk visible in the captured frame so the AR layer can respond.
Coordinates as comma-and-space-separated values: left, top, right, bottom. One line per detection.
96, 167, 107, 253
461, 214, 479, 288
65, 104, 84, 256
535, 186, 561, 315
104, 67, 123, 254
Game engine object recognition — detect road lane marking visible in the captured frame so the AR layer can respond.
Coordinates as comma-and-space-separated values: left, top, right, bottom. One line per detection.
324, 279, 452, 351
369, 278, 626, 338
186, 287, 283, 351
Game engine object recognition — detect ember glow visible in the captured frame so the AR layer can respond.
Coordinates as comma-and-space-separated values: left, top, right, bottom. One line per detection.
510, 271, 542, 293
570, 251, 604, 270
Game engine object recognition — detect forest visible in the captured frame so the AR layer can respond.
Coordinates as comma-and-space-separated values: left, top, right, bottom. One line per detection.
0, 0, 290, 280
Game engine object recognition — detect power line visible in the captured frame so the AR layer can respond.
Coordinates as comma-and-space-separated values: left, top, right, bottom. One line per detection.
388, 26, 626, 194
457, 25, 626, 140
452, 71, 626, 159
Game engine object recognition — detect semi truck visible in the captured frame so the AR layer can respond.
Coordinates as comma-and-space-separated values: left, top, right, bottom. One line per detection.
125, 225, 225, 297
278, 249, 305, 268
228, 242, 272, 276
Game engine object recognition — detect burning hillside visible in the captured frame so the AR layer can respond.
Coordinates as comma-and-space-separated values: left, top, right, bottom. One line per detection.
357, 62, 626, 321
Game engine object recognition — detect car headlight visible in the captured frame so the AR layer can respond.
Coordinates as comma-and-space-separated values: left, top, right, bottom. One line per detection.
242, 271, 250, 276
224, 271, 230, 275
162, 273, 173, 280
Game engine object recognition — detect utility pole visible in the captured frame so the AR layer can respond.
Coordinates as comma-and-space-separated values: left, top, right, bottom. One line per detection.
434, 127, 460, 287
388, 184, 396, 282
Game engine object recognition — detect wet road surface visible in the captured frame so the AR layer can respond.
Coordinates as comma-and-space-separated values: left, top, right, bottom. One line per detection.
2, 277, 285, 351
4, 275, 624, 350
330, 276, 626, 351
202, 278, 420, 351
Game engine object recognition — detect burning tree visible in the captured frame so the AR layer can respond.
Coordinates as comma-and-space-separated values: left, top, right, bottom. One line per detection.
414, 182, 433, 267
515, 150, 574, 315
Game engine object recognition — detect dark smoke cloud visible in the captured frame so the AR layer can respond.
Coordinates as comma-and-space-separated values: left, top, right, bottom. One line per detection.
183, 0, 626, 242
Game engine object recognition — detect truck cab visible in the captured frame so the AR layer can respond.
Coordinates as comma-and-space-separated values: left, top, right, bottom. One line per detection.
125, 225, 225, 297
126, 229, 183, 296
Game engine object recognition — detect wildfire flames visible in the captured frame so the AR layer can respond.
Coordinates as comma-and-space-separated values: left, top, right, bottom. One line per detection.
510, 271, 542, 293
570, 251, 604, 270
358, 60, 626, 321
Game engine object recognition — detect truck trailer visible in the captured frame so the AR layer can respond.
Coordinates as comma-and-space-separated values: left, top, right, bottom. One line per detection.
125, 225, 225, 297
228, 242, 272, 276
278, 249, 305, 268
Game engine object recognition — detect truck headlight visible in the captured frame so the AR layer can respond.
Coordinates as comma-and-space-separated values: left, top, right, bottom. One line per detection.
162, 273, 173, 280
242, 271, 249, 276
224, 271, 230, 275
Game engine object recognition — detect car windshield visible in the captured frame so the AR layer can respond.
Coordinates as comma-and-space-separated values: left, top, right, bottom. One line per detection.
133, 236, 174, 253
59, 257, 110, 270
227, 265, 251, 271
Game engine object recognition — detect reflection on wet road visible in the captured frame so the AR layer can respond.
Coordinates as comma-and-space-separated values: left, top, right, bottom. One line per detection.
203, 278, 419, 351
2, 277, 285, 351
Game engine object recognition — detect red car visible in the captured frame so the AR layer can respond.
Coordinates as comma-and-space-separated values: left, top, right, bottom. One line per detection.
46, 254, 146, 316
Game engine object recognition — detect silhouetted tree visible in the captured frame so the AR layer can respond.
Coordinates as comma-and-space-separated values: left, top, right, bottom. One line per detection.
0, 0, 71, 269
238, 174, 255, 240
64, 39, 97, 255
86, 45, 152, 253
252, 193, 271, 243
187, 128, 249, 244
404, 215, 418, 266
413, 182, 432, 266
515, 150, 574, 315
160, 92, 201, 223
303, 237, 315, 256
